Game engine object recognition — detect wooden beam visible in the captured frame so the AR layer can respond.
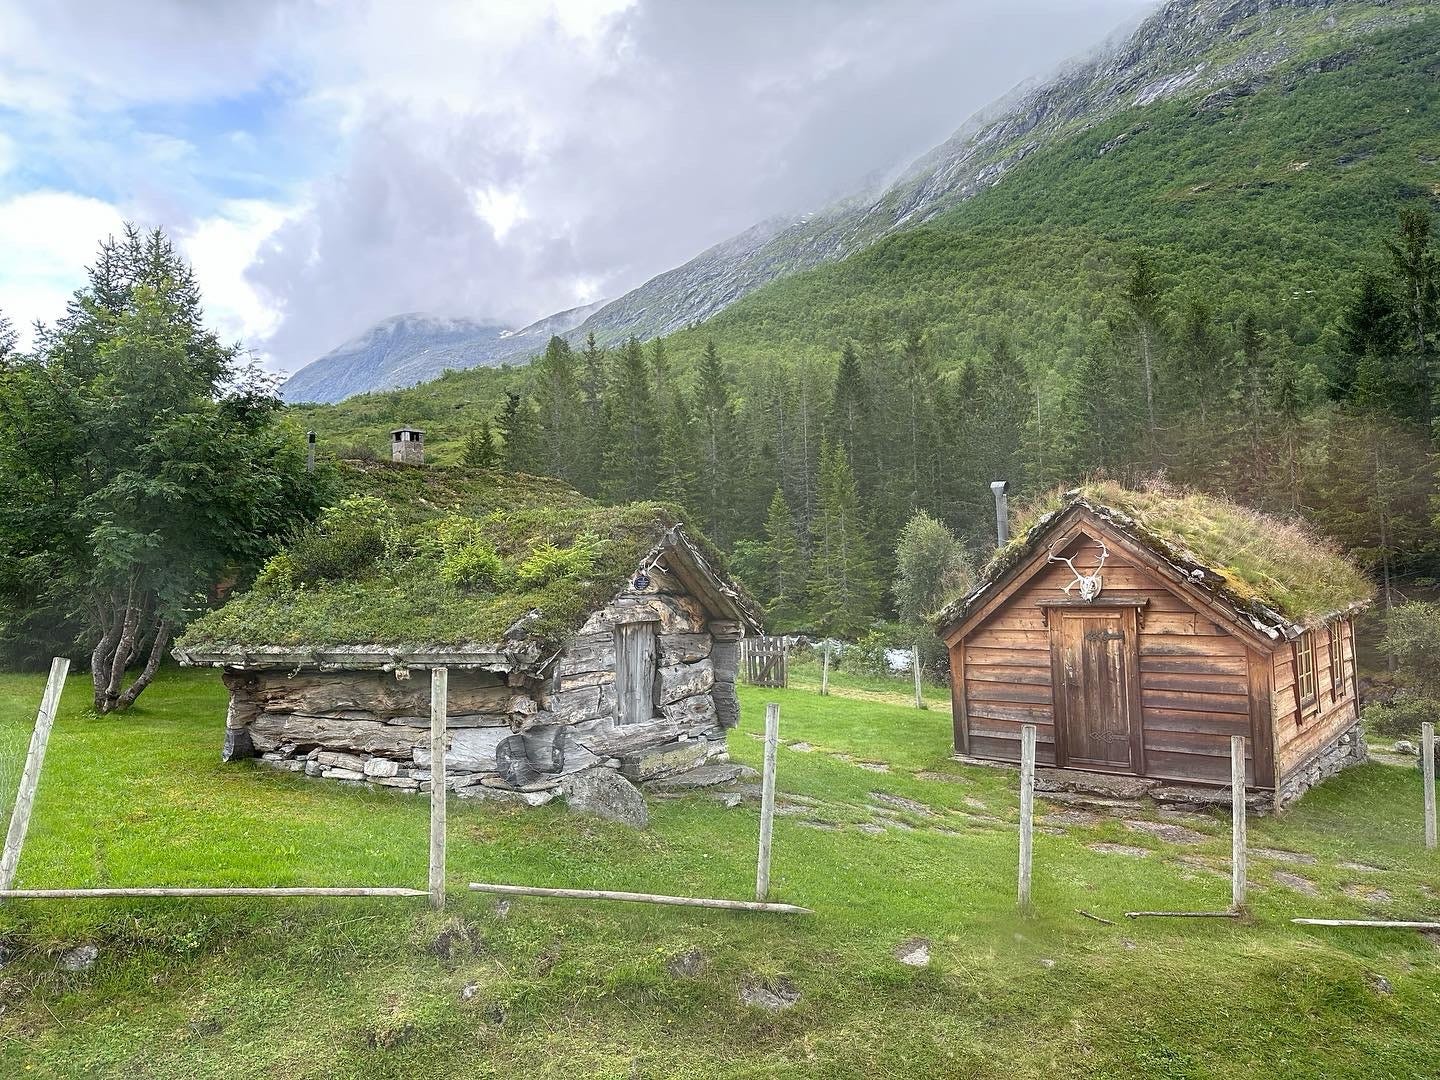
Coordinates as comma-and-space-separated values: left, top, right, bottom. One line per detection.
1018, 723, 1035, 910
1231, 735, 1247, 911
912, 646, 923, 709
756, 702, 780, 902
1125, 910, 1241, 919
1423, 721, 1436, 851
1293, 918, 1440, 930
0, 657, 70, 892
0, 887, 427, 899
820, 644, 830, 696
468, 881, 811, 915
429, 667, 448, 910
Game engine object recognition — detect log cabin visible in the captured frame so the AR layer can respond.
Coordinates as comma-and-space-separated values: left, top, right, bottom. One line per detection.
175, 463, 761, 803
936, 483, 1375, 808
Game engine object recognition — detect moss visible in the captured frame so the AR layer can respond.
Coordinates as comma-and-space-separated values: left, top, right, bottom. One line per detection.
177, 463, 724, 651
992, 479, 1374, 627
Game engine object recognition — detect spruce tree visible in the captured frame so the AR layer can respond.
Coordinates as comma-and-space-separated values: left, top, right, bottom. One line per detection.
1335, 272, 1405, 408
532, 335, 585, 485
577, 332, 608, 495
1120, 251, 1165, 462
601, 337, 659, 501
693, 340, 740, 544
1387, 207, 1438, 419
498, 391, 541, 473
761, 487, 806, 622
808, 441, 879, 637
651, 338, 697, 508
462, 419, 499, 468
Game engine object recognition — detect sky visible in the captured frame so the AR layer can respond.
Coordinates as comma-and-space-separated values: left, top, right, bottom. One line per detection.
0, 0, 1154, 375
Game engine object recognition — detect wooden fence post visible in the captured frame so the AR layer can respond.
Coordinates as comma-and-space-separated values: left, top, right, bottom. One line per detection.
756, 703, 780, 902
1231, 735, 1247, 910
912, 645, 923, 709
429, 667, 448, 911
1, 657, 70, 893
820, 645, 830, 697
1018, 723, 1035, 910
1423, 721, 1436, 851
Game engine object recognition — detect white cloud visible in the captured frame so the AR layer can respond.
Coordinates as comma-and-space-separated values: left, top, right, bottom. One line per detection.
175, 198, 299, 353
0, 132, 14, 177
0, 190, 126, 344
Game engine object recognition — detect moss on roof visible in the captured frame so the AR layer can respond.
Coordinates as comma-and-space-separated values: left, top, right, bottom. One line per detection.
178, 462, 748, 654
952, 480, 1373, 633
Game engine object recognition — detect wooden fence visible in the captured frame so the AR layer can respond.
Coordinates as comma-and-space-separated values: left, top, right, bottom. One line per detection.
742, 637, 788, 688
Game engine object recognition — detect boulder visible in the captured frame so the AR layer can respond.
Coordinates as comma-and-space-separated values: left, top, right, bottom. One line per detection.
58, 944, 99, 972
364, 757, 401, 778
561, 768, 648, 829
655, 659, 714, 705
221, 727, 255, 762
645, 763, 744, 791
619, 740, 711, 782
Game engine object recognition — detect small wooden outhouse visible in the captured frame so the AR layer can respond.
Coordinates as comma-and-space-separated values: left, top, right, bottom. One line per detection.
936, 485, 1374, 807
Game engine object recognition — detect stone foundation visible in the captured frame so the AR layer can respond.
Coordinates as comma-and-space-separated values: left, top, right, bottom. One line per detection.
1274, 722, 1368, 810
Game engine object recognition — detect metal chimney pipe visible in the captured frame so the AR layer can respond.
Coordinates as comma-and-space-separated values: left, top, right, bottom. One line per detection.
306, 430, 316, 474
991, 480, 1009, 547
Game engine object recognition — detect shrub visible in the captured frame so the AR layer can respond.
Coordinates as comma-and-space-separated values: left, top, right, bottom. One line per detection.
286, 496, 397, 584
440, 543, 504, 590
837, 622, 950, 681
516, 535, 602, 588
1362, 695, 1440, 741
1378, 602, 1440, 701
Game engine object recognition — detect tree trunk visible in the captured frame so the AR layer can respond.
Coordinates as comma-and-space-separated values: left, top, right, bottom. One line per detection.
102, 593, 141, 713
115, 617, 172, 710
90, 601, 123, 711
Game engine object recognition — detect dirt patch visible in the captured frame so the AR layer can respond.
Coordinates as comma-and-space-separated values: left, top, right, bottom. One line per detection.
914, 771, 969, 784
1343, 883, 1394, 904
739, 975, 800, 1011
1253, 848, 1317, 865
1272, 871, 1320, 896
1087, 843, 1151, 858
1337, 861, 1385, 873
855, 761, 891, 774
1122, 819, 1208, 846
894, 938, 931, 967
1043, 808, 1102, 827
870, 792, 939, 817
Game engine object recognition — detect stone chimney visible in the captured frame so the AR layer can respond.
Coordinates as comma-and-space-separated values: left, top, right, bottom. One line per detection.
391, 427, 425, 465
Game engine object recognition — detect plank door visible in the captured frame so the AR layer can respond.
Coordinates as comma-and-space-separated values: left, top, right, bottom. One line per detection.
615, 620, 658, 725
1051, 608, 1141, 772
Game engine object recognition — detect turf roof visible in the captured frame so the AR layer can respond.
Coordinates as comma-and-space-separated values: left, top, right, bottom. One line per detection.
177, 462, 754, 658
939, 480, 1374, 638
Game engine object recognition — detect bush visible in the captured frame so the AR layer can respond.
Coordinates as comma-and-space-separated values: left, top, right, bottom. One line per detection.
836, 623, 951, 682
285, 496, 397, 584
516, 535, 603, 588
1362, 695, 1440, 741
440, 544, 504, 590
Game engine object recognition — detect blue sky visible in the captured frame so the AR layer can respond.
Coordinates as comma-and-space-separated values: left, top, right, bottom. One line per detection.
0, 0, 1153, 374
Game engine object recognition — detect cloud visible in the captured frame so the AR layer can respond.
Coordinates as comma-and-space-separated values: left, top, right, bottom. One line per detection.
1, 0, 1157, 371
0, 190, 126, 344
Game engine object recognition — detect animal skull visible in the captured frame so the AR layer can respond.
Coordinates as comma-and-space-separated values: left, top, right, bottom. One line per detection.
1048, 538, 1108, 602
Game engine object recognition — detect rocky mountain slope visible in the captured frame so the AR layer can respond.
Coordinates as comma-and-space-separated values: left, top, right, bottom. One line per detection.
281, 301, 605, 404
566, 0, 1428, 346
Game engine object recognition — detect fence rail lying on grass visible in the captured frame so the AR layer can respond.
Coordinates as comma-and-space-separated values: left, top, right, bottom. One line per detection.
0, 888, 427, 899
467, 882, 812, 915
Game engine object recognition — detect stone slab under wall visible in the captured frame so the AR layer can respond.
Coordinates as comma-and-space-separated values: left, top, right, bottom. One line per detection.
1274, 723, 1368, 810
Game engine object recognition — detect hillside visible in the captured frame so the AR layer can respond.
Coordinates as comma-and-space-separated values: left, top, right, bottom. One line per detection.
297, 3, 1439, 451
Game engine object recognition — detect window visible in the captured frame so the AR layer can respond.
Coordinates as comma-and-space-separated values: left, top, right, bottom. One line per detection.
614, 621, 658, 725
1296, 632, 1317, 710
1328, 625, 1345, 698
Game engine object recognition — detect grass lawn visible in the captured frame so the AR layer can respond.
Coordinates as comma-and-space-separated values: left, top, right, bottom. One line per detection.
1, 667, 1438, 1078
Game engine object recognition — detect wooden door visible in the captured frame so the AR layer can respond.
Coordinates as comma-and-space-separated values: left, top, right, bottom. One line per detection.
1052, 608, 1140, 771
615, 621, 657, 725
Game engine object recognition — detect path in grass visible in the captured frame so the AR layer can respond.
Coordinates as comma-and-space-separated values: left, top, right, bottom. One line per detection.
0, 668, 1437, 1078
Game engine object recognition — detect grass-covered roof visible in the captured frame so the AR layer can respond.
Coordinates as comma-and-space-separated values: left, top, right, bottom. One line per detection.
941, 480, 1374, 639
177, 462, 754, 660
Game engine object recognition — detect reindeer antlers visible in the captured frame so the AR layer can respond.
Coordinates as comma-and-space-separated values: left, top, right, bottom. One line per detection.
1048, 538, 1108, 600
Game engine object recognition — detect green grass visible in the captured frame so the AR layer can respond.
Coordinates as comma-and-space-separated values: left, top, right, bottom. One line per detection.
1, 668, 1438, 1077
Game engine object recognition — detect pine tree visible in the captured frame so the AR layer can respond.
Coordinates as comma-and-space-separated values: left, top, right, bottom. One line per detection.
762, 487, 805, 618
651, 338, 697, 507
693, 340, 740, 543
1120, 251, 1165, 462
462, 420, 499, 468
1335, 271, 1405, 407
1387, 206, 1438, 419
532, 335, 585, 485
577, 333, 607, 495
808, 441, 879, 637
498, 391, 541, 473
601, 337, 659, 501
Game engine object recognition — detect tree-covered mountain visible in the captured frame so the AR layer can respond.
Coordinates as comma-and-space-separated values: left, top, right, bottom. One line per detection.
295, 0, 1440, 637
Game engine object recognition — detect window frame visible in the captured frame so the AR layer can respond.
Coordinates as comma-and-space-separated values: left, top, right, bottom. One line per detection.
1295, 631, 1317, 715
1328, 624, 1345, 699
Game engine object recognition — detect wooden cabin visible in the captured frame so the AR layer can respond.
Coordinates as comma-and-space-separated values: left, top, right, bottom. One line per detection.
175, 464, 761, 803
936, 484, 1374, 808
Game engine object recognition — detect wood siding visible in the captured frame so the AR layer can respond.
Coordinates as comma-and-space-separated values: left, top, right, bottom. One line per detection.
958, 525, 1274, 787
1272, 620, 1358, 782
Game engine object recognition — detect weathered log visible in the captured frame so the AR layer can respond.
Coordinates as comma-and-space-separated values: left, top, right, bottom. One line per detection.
660, 693, 718, 728
467, 881, 811, 915
657, 633, 711, 664
619, 739, 713, 782
555, 634, 616, 677
225, 669, 511, 719
250, 715, 428, 757
579, 594, 707, 635
655, 659, 713, 705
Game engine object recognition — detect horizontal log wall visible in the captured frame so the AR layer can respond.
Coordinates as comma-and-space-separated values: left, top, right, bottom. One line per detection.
962, 534, 1265, 785
224, 579, 735, 799
1272, 619, 1363, 802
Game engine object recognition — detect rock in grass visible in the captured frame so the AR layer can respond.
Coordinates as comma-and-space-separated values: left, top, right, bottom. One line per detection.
460, 982, 481, 1002
1368, 973, 1393, 996
739, 975, 800, 1011
58, 944, 99, 972
667, 947, 708, 979
562, 768, 648, 829
894, 938, 931, 967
